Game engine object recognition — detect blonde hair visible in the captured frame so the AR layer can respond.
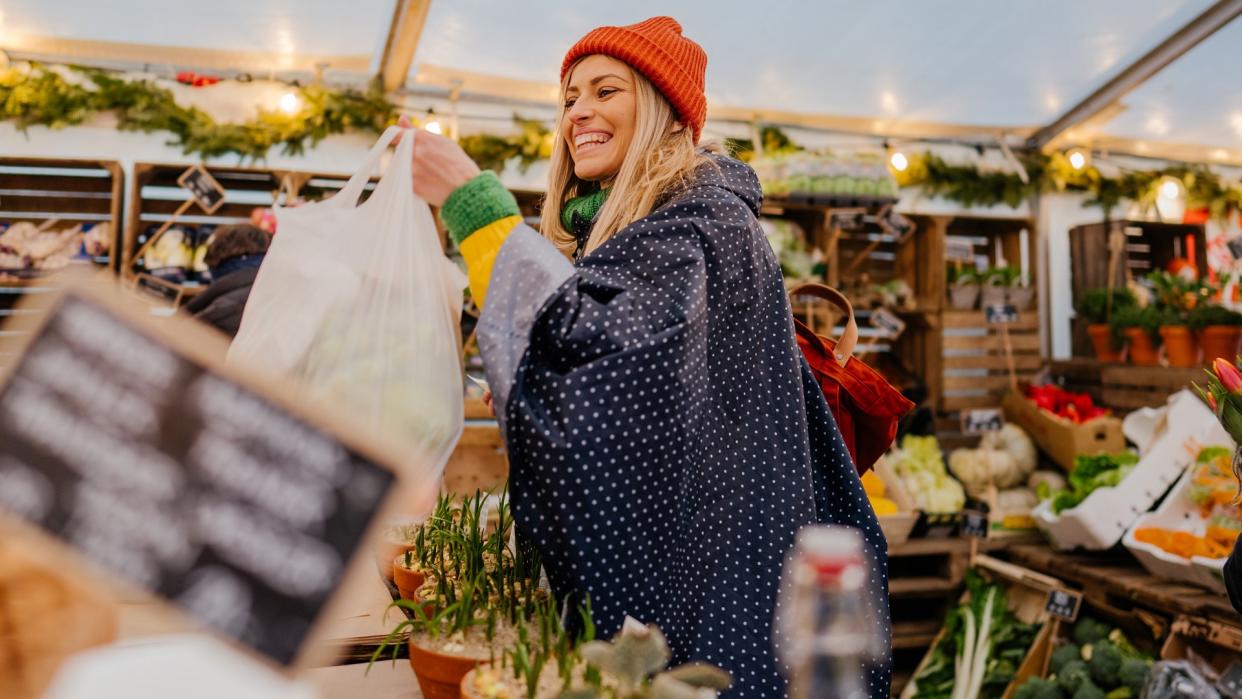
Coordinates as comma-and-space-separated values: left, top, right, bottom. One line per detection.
541, 61, 715, 256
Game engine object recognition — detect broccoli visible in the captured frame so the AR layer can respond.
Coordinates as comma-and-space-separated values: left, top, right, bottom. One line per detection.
1057, 660, 1091, 693
1089, 640, 1124, 687
1051, 643, 1083, 675
1073, 679, 1106, 699
1015, 677, 1066, 699
1118, 658, 1151, 693
1072, 617, 1111, 646
1107, 629, 1143, 660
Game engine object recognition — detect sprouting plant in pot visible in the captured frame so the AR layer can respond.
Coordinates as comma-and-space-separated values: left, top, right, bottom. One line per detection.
1077, 288, 1136, 361
948, 266, 981, 310
1189, 303, 1242, 364
464, 596, 596, 699
556, 621, 732, 699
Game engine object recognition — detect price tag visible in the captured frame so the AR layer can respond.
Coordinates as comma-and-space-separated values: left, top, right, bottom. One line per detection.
869, 308, 907, 338
961, 408, 1003, 434
177, 164, 227, 214
1044, 589, 1083, 622
961, 509, 989, 539
1220, 661, 1242, 699
985, 304, 1019, 324
946, 239, 975, 262
1228, 238, 1242, 261
0, 288, 400, 667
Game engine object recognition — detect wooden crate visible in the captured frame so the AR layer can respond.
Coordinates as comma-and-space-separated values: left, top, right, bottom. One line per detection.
1099, 364, 1201, 412
1068, 220, 1207, 357
1161, 615, 1242, 678
1048, 358, 1106, 404
937, 309, 1042, 449
122, 163, 377, 295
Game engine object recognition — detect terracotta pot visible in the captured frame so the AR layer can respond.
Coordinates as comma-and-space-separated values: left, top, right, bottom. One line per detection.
374, 533, 416, 582
949, 283, 980, 310
392, 556, 426, 602
980, 285, 1007, 308
408, 637, 486, 699
1087, 324, 1122, 362
1124, 327, 1160, 366
1159, 325, 1198, 367
1008, 286, 1036, 311
1199, 325, 1242, 364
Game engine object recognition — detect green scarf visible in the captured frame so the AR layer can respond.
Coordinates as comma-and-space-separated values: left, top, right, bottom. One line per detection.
561, 188, 609, 231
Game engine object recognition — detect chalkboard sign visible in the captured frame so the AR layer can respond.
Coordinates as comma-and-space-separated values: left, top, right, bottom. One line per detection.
178, 165, 226, 214
869, 307, 907, 338
961, 509, 989, 539
986, 304, 1019, 324
0, 290, 397, 667
961, 408, 1003, 434
1044, 589, 1082, 621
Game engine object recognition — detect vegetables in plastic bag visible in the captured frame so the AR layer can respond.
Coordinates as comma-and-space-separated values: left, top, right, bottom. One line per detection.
1140, 661, 1220, 699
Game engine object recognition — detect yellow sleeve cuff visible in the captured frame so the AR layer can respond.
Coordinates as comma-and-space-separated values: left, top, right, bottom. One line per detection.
459, 215, 522, 309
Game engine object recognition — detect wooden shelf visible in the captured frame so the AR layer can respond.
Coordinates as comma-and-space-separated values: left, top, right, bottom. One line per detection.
890, 576, 960, 597
891, 619, 944, 650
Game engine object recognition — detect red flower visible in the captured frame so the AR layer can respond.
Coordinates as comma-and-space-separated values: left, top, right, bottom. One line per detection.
1214, 358, 1242, 394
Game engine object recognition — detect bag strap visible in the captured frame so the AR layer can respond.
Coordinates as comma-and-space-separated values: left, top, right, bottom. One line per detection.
335, 126, 408, 207
789, 283, 858, 367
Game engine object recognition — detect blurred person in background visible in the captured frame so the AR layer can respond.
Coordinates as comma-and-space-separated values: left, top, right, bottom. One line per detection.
185, 223, 271, 337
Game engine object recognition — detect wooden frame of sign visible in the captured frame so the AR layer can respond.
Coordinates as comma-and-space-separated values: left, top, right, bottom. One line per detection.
0, 278, 432, 675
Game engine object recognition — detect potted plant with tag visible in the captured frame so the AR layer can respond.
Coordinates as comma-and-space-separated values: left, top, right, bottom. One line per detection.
1077, 288, 1135, 362
948, 266, 981, 310
1149, 271, 1205, 368
1189, 303, 1242, 364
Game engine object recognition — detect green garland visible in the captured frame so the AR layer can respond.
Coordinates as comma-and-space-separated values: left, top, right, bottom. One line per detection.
1, 62, 397, 160
4, 62, 1239, 218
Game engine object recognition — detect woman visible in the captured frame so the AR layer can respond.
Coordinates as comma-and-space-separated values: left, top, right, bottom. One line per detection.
185, 223, 270, 337
407, 17, 890, 697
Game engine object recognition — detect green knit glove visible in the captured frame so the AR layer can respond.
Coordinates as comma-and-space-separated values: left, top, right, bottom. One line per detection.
439, 171, 520, 246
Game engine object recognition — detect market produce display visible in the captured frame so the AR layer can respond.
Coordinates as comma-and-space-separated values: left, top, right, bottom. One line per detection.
0, 221, 106, 273
1040, 452, 1139, 515
861, 470, 899, 516
890, 435, 967, 514
1132, 445, 1240, 560
752, 151, 898, 198
760, 218, 821, 282
907, 570, 1042, 699
948, 424, 1038, 499
1011, 617, 1154, 699
1024, 385, 1110, 425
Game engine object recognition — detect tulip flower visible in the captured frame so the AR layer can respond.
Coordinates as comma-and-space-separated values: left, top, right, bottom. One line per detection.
1207, 391, 1219, 411
1214, 358, 1242, 394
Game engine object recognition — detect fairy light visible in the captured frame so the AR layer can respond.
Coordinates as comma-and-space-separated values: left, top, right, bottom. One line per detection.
278, 91, 301, 115
889, 151, 909, 172
1067, 148, 1089, 171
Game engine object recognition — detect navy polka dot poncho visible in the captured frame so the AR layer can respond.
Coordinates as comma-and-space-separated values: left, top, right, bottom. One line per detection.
475, 154, 891, 698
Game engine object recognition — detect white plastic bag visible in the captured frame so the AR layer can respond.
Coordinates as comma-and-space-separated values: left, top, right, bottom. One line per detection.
229, 127, 465, 483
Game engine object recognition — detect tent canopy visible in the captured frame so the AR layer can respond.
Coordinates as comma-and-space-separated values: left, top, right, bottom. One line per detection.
4, 0, 1241, 163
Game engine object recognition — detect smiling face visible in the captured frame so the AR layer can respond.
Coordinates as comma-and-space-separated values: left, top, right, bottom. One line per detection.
562, 55, 638, 182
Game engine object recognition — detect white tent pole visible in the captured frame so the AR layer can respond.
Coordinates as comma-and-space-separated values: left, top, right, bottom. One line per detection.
379, 0, 433, 93
1027, 0, 1242, 150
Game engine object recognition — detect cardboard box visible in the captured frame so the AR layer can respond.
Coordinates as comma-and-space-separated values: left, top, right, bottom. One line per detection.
1002, 390, 1125, 471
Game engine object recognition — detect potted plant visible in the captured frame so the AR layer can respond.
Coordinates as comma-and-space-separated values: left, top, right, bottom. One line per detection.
372, 488, 546, 699
1111, 304, 1164, 366
948, 266, 981, 310
1189, 303, 1242, 364
1077, 288, 1135, 362
980, 266, 1018, 308
1149, 271, 1204, 367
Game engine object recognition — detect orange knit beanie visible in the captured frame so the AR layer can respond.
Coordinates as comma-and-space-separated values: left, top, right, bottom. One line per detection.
561, 16, 707, 143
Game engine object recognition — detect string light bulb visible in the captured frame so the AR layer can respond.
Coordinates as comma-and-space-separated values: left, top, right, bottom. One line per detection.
1159, 177, 1183, 201
1066, 147, 1089, 171
889, 151, 909, 172
1155, 176, 1186, 223
278, 91, 301, 115
424, 120, 442, 135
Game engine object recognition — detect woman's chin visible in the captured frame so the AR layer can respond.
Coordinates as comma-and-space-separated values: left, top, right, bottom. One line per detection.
573, 158, 618, 182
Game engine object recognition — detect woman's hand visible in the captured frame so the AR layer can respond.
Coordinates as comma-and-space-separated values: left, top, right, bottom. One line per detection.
397, 116, 480, 207
483, 389, 496, 418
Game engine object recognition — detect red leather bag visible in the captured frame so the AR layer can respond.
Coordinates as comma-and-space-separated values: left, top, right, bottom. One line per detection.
790, 283, 914, 474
